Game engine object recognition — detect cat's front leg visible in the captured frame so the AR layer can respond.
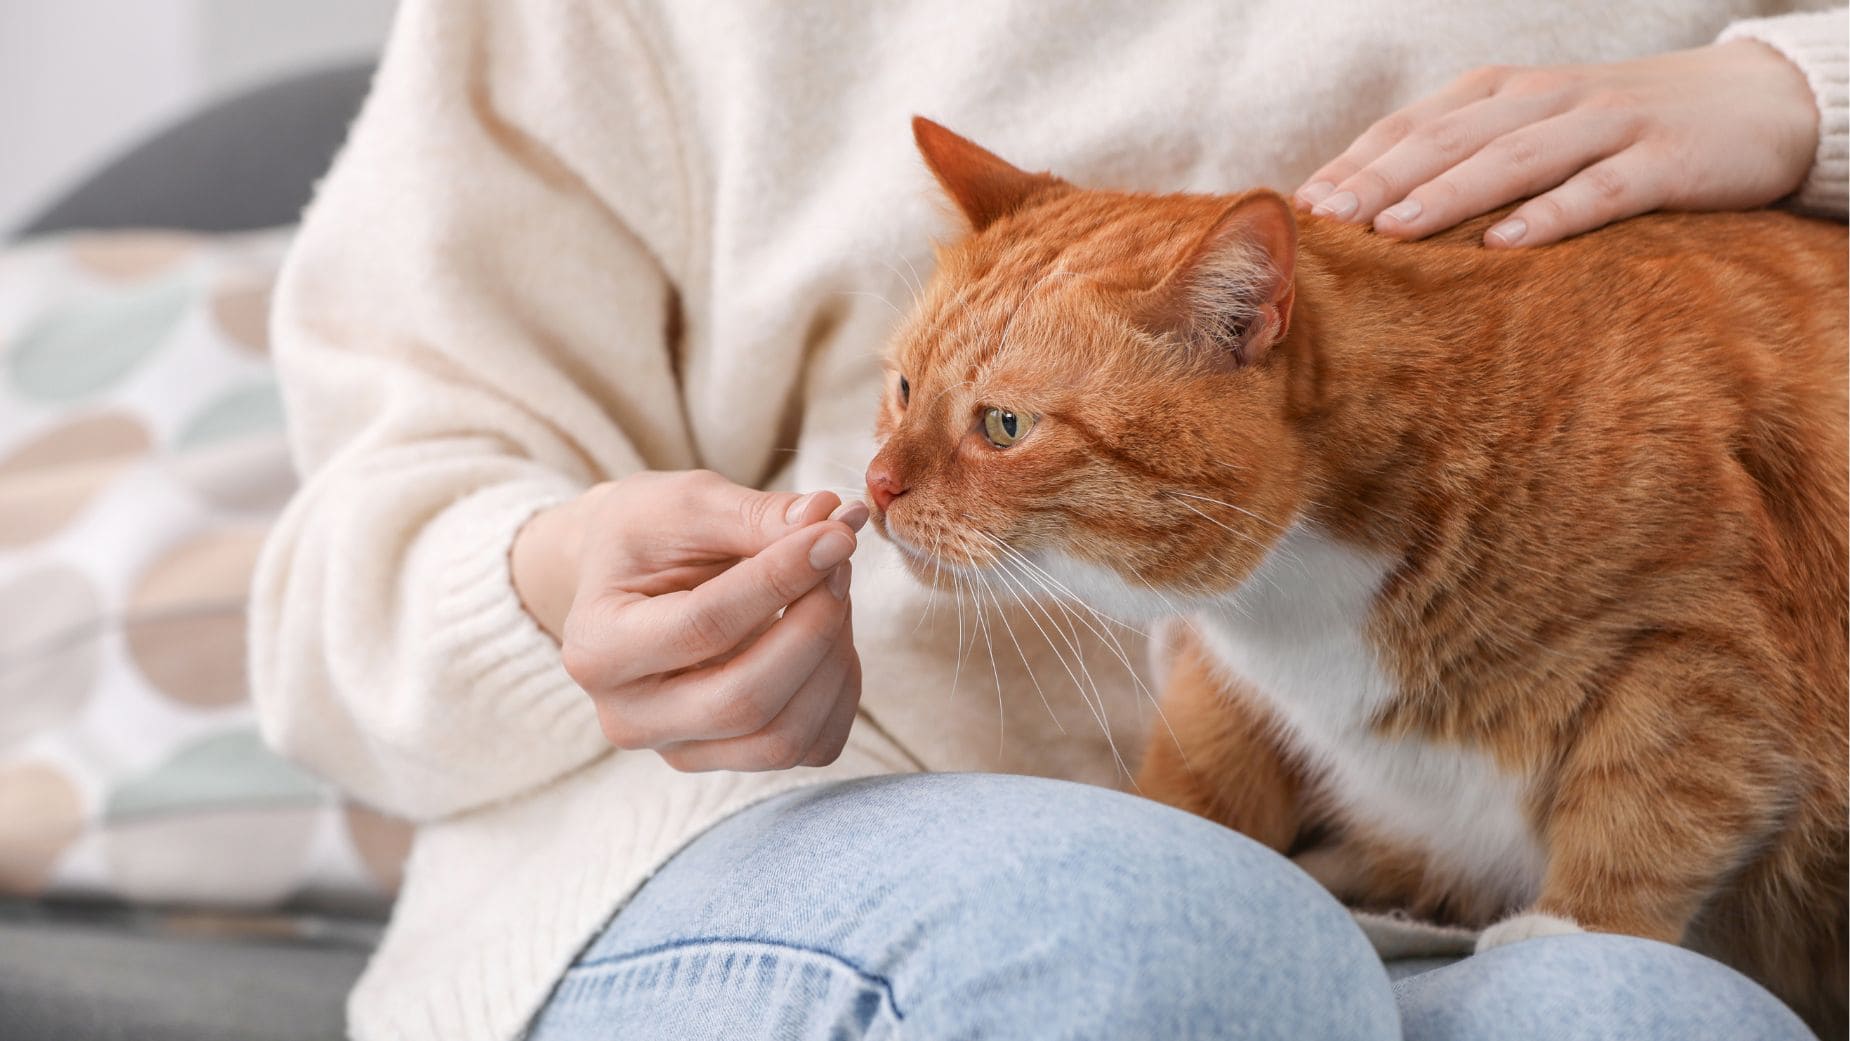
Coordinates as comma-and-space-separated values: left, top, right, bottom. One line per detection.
1134, 625, 1304, 852
1478, 662, 1789, 953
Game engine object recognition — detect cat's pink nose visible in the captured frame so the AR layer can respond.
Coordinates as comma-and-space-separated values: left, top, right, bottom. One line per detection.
865, 461, 909, 513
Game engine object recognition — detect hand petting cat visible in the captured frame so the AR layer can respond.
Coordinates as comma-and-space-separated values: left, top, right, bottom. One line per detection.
1296, 38, 1821, 247
511, 471, 866, 772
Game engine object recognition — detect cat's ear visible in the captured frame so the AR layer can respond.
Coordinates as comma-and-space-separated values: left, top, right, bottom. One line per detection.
913, 116, 1067, 232
1140, 191, 1299, 368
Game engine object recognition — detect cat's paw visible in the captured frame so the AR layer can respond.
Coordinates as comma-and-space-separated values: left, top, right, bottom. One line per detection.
1474, 912, 1583, 953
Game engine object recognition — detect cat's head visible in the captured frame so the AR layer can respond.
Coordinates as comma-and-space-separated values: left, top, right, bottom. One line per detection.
865, 119, 1312, 619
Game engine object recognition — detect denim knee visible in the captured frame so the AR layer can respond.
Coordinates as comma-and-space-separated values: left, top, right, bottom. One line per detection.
906, 774, 1398, 1038
609, 773, 1398, 1040
1394, 932, 1813, 1041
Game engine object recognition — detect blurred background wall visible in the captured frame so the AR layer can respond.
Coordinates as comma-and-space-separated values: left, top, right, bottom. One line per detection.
0, 0, 397, 232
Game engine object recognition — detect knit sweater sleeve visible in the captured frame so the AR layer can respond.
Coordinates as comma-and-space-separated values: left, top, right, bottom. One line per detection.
250, 0, 696, 820
1720, 7, 1850, 218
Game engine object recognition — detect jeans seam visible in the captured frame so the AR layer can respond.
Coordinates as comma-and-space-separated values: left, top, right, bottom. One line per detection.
574, 935, 906, 1021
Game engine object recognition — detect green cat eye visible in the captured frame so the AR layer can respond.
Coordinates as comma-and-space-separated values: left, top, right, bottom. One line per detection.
982, 407, 1033, 448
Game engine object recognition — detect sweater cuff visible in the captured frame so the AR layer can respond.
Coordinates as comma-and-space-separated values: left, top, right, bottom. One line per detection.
1721, 9, 1850, 218
418, 478, 604, 756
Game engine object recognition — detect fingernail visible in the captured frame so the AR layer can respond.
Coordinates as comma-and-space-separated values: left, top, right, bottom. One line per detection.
1296, 181, 1335, 207
1379, 198, 1422, 225
828, 565, 851, 600
809, 531, 855, 571
784, 493, 815, 524
1487, 217, 1527, 247
830, 501, 869, 532
1312, 190, 1358, 220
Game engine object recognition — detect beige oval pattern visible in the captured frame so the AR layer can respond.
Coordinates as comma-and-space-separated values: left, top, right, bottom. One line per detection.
69, 232, 200, 281
0, 762, 86, 896
164, 436, 297, 514
209, 280, 272, 353
103, 806, 317, 907
0, 565, 104, 748
125, 528, 269, 708
344, 805, 414, 893
0, 411, 152, 547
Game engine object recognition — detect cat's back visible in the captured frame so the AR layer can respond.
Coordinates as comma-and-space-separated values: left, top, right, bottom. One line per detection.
1431, 207, 1846, 353
1415, 207, 1846, 523
1314, 205, 1848, 714
1412, 206, 1848, 715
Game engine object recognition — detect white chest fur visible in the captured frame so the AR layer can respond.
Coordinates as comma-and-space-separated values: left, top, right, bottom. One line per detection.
1186, 525, 1546, 904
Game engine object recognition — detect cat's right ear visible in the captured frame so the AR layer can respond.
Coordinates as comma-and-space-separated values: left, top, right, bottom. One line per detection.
913, 117, 1067, 232
1140, 192, 1299, 368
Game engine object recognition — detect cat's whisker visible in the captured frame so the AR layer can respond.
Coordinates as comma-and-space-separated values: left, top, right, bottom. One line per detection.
1043, 591, 1182, 772
1001, 546, 1148, 636
969, 577, 1008, 756
1161, 488, 1294, 536
989, 553, 1130, 781
769, 448, 871, 485
991, 548, 1152, 713
913, 530, 948, 633
833, 289, 908, 322
971, 535, 1180, 756
1166, 499, 1292, 597
985, 554, 1124, 774
979, 534, 1147, 635
1163, 494, 1277, 547
974, 561, 1067, 737
949, 559, 970, 710
896, 252, 925, 305
864, 253, 925, 306
919, 378, 978, 415
1118, 557, 1200, 623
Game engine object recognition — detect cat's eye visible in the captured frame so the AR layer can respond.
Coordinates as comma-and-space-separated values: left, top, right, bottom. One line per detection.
898, 375, 910, 406
982, 407, 1034, 448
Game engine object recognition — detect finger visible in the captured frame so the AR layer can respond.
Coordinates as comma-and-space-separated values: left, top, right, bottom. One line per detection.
695, 610, 778, 668
801, 637, 862, 768
577, 519, 858, 684
1295, 66, 1507, 213
609, 565, 850, 745
1372, 109, 1635, 240
656, 605, 856, 772
1342, 91, 1570, 229
1486, 147, 1666, 249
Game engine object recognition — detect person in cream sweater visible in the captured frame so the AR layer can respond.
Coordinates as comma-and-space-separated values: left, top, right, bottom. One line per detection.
251, 2, 1847, 1038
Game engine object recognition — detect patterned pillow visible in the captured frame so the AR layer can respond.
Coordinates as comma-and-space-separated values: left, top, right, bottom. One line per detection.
0, 230, 410, 910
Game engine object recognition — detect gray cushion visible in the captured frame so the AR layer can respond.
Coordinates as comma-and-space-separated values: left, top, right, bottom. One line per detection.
0, 907, 375, 1041
14, 62, 375, 238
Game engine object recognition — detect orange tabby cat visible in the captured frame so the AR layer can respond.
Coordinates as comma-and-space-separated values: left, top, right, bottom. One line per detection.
868, 118, 1847, 1035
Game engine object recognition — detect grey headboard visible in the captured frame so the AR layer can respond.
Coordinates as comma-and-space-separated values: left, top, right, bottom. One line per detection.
15, 61, 376, 239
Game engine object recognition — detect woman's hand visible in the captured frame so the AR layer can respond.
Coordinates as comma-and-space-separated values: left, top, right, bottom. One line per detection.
512, 470, 867, 772
1294, 40, 1820, 247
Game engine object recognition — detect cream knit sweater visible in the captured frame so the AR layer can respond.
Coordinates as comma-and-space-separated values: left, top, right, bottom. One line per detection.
252, 3, 1849, 1038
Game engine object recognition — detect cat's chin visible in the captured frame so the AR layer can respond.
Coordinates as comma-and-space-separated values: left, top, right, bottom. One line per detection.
880, 524, 1196, 621
1024, 548, 1198, 625
876, 525, 967, 590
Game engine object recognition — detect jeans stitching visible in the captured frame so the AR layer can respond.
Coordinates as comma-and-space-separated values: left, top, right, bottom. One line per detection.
572, 935, 906, 1021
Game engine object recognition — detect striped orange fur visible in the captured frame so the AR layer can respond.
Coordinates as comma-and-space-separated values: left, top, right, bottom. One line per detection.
868, 119, 1847, 1034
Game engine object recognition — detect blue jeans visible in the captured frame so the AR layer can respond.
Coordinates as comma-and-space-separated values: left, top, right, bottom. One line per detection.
527, 774, 1811, 1040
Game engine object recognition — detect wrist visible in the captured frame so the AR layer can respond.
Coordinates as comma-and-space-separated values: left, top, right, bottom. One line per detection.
1721, 38, 1821, 198
511, 489, 593, 643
